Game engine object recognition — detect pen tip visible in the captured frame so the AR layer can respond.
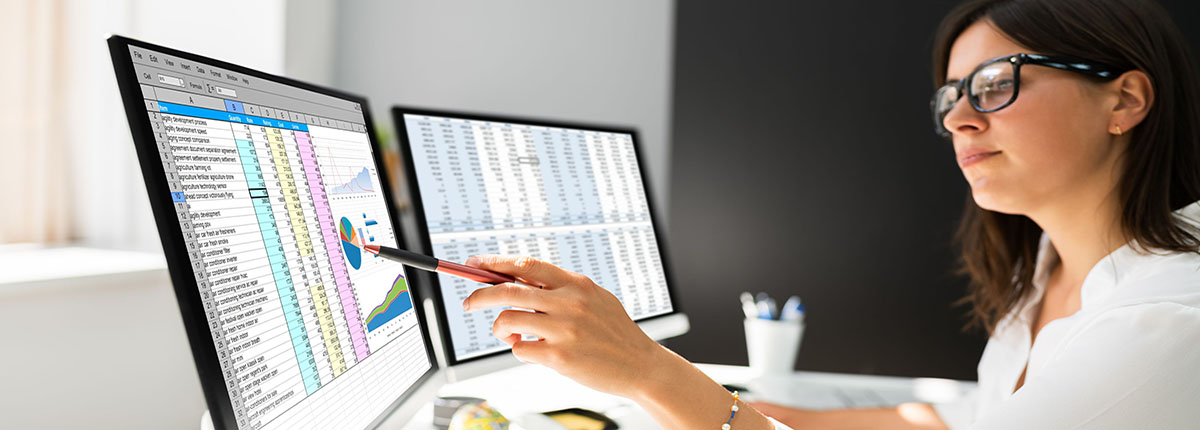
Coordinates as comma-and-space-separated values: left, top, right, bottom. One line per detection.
364, 245, 380, 255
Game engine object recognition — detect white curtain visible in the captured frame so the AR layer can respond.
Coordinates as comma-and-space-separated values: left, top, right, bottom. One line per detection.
0, 0, 289, 251
0, 0, 72, 244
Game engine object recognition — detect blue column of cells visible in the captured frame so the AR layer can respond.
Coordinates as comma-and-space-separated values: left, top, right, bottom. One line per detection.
235, 137, 321, 395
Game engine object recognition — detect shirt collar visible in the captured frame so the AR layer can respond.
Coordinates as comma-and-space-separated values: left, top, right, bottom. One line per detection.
1005, 233, 1058, 329
1030, 200, 1200, 308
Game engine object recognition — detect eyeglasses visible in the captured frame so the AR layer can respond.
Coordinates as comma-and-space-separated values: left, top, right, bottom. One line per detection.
931, 53, 1125, 137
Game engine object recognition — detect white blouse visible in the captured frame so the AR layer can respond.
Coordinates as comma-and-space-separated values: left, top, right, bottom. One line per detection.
933, 201, 1200, 429
769, 202, 1200, 430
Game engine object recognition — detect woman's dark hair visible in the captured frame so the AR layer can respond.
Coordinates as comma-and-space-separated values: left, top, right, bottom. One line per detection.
932, 0, 1200, 334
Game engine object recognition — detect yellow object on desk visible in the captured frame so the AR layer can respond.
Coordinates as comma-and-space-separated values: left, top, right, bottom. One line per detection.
542, 408, 619, 430
546, 413, 606, 430
448, 401, 510, 430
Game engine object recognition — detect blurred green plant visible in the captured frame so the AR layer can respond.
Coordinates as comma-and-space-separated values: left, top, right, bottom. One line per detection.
374, 125, 395, 151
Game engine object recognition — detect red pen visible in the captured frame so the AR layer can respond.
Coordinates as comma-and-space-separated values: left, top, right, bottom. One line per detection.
363, 245, 517, 285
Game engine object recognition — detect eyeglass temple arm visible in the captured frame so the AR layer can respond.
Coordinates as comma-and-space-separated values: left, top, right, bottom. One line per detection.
1021, 53, 1124, 78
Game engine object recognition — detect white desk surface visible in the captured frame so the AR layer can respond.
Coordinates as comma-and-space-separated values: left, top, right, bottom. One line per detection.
401, 363, 976, 429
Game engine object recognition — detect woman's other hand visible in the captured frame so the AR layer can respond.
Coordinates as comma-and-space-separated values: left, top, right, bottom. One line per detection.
748, 401, 949, 430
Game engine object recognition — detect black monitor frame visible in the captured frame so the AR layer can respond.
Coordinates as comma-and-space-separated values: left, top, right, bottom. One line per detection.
390, 105, 683, 366
107, 35, 440, 430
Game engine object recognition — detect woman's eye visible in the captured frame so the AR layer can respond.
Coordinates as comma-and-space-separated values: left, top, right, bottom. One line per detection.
982, 79, 1014, 92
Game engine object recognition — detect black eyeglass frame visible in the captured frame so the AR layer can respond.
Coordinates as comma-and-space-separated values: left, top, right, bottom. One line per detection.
932, 53, 1126, 137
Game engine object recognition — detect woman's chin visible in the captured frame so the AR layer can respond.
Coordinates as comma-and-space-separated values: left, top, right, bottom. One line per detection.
969, 182, 1022, 215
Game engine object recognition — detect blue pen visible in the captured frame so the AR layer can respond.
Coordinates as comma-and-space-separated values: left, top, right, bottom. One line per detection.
783, 303, 806, 323
780, 295, 803, 321
758, 297, 778, 320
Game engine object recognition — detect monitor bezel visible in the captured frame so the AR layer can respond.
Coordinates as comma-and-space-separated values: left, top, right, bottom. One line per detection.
107, 35, 441, 430
390, 105, 684, 366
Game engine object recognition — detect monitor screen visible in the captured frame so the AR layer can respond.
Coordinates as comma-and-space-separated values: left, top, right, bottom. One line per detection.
110, 37, 433, 430
398, 110, 675, 362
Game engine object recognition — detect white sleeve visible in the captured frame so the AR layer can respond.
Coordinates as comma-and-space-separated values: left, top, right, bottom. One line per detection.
768, 416, 793, 430
969, 303, 1200, 430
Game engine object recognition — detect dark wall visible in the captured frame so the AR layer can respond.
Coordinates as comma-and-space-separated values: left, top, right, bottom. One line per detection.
665, 0, 1200, 380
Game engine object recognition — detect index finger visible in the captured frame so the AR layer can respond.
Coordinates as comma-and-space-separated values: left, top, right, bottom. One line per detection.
465, 255, 577, 289
463, 282, 547, 312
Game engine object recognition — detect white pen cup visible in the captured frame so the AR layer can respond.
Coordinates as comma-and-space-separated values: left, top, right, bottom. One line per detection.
744, 318, 804, 376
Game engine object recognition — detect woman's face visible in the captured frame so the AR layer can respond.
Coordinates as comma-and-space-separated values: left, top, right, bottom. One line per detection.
943, 21, 1122, 215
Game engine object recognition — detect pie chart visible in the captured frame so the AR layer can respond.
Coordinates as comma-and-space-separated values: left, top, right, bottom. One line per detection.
339, 216, 362, 269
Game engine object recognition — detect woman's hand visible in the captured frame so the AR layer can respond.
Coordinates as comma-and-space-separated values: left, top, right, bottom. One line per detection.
747, 401, 949, 430
462, 254, 668, 399
463, 254, 779, 430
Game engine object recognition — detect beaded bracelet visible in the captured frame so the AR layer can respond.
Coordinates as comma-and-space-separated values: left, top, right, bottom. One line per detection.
722, 391, 740, 430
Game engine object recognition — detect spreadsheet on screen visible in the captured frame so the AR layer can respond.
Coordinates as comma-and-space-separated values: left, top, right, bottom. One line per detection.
125, 45, 431, 430
402, 113, 674, 361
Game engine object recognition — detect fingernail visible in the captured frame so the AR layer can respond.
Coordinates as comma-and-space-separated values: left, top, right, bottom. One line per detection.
465, 256, 480, 267
462, 298, 471, 311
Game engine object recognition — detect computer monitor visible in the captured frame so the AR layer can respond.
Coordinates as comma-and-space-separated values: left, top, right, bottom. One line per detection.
392, 106, 689, 381
108, 35, 441, 430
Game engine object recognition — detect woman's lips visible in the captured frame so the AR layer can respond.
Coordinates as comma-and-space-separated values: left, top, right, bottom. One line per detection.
959, 151, 1001, 168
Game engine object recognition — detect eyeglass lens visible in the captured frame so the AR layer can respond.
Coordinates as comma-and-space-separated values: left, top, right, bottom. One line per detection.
933, 60, 1017, 136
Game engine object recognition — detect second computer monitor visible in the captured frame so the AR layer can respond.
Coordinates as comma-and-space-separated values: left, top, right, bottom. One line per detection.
393, 107, 686, 371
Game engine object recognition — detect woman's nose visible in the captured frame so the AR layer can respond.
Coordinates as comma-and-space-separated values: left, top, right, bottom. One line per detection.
943, 98, 988, 137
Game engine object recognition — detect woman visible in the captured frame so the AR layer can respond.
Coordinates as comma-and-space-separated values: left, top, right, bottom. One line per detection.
460, 0, 1200, 428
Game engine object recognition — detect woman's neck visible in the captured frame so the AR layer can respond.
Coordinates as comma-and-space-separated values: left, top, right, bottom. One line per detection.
1029, 191, 1127, 285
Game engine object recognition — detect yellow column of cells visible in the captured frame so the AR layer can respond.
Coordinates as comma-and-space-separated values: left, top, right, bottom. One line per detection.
311, 284, 347, 375
267, 128, 313, 256
268, 128, 347, 375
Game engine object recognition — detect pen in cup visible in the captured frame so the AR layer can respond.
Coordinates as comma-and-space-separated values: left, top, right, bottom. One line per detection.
743, 292, 806, 375
780, 295, 805, 322
740, 292, 759, 320
743, 292, 804, 322
757, 297, 778, 320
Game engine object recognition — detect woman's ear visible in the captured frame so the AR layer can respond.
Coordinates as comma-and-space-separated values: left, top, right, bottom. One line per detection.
1110, 70, 1153, 135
